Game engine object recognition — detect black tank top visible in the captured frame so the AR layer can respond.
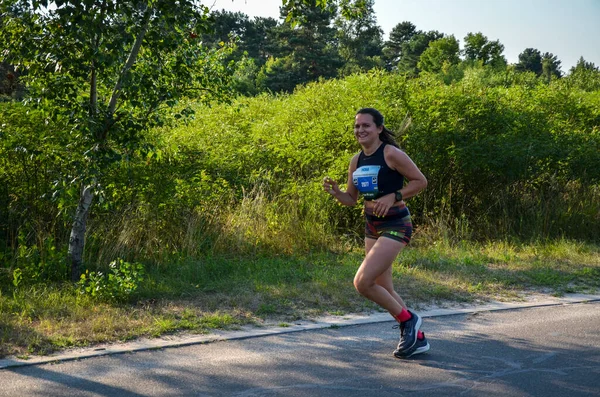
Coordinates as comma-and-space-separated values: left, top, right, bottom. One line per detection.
353, 143, 405, 201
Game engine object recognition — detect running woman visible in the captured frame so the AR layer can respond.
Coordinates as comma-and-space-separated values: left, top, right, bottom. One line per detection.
323, 107, 429, 358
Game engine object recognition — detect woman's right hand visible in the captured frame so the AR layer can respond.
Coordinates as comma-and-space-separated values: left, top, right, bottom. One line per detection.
323, 176, 340, 196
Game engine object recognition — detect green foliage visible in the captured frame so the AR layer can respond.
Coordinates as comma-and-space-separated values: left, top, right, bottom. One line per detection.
396, 30, 444, 75
12, 268, 22, 288
334, 0, 384, 76
231, 56, 260, 96
566, 58, 600, 91
257, 2, 342, 93
463, 32, 506, 68
406, 71, 600, 239
382, 21, 417, 70
2, 65, 600, 285
0, 61, 22, 100
256, 56, 301, 93
198, 6, 597, 95
76, 259, 145, 302
1, 0, 238, 279
12, 234, 67, 283
570, 56, 598, 73
541, 52, 562, 82
0, 0, 236, 194
157, 69, 600, 248
0, 102, 74, 280
417, 36, 460, 73
516, 48, 543, 75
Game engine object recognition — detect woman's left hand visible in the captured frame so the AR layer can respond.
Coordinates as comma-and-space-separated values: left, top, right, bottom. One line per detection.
323, 176, 341, 196
372, 193, 396, 217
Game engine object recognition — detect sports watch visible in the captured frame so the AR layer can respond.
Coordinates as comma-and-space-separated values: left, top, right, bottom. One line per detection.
394, 190, 403, 202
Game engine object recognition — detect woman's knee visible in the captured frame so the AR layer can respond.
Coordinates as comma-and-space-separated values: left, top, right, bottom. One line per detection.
353, 273, 371, 296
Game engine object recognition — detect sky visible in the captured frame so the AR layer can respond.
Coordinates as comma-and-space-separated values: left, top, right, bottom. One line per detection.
207, 0, 600, 72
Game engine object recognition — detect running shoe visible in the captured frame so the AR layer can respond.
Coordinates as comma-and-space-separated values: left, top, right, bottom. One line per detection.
394, 333, 430, 359
396, 310, 421, 353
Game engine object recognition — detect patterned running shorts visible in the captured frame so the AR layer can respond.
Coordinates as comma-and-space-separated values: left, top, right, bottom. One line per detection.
364, 205, 413, 245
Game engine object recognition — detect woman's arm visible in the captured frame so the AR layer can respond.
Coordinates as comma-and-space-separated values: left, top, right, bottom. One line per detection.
385, 146, 428, 200
323, 154, 359, 206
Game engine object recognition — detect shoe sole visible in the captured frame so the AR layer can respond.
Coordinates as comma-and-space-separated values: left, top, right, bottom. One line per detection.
406, 341, 430, 357
394, 341, 430, 359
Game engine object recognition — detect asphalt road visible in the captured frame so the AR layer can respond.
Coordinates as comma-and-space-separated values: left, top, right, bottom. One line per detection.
1, 301, 599, 397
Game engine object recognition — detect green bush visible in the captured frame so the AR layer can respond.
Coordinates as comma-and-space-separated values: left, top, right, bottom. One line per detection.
76, 259, 145, 302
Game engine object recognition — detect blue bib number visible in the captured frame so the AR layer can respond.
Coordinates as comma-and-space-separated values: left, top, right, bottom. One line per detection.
353, 166, 380, 199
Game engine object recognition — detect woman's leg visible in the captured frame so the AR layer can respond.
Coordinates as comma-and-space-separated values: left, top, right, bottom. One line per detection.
354, 236, 407, 316
365, 238, 407, 309
361, 236, 424, 355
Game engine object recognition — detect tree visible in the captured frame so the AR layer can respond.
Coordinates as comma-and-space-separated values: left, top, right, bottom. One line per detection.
201, 11, 279, 95
334, 0, 384, 76
244, 16, 280, 66
1, 0, 234, 280
516, 48, 543, 75
567, 56, 600, 91
417, 35, 460, 73
463, 32, 506, 68
541, 52, 562, 81
570, 56, 598, 73
382, 21, 417, 70
258, 1, 342, 92
202, 11, 278, 68
256, 55, 302, 93
283, 0, 369, 22
202, 10, 251, 48
397, 30, 444, 75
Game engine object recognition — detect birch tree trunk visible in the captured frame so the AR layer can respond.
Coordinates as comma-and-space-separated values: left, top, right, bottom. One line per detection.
68, 185, 94, 281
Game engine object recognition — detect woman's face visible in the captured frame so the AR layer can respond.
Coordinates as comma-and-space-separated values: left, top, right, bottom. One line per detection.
354, 113, 382, 145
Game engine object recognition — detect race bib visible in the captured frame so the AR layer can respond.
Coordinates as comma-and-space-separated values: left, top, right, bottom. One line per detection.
353, 165, 381, 199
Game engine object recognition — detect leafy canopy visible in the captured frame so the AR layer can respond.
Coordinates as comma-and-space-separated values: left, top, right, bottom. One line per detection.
1, 0, 234, 184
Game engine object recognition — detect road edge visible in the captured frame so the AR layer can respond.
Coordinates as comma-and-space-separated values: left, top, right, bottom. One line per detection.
2, 292, 599, 369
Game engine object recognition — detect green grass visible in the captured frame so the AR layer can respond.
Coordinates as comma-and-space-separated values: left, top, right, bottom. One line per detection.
1, 238, 599, 358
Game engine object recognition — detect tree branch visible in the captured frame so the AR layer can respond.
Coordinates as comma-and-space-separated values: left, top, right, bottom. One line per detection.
103, 3, 152, 139
89, 0, 108, 119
